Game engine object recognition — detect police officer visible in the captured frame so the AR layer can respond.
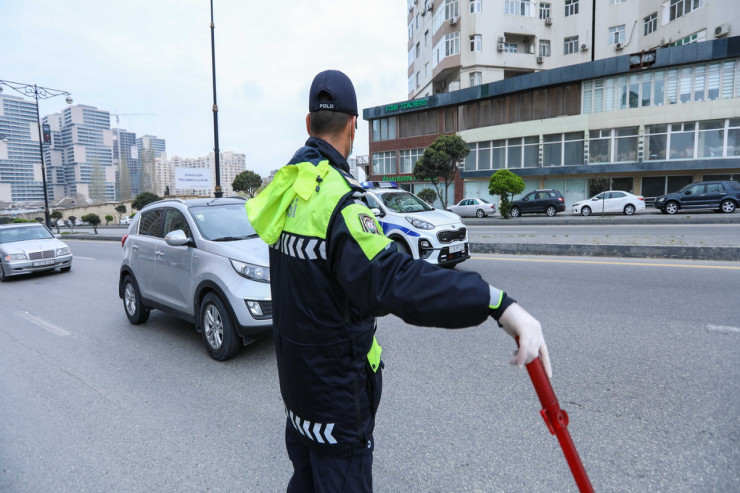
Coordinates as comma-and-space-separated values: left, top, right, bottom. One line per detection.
246, 69, 551, 493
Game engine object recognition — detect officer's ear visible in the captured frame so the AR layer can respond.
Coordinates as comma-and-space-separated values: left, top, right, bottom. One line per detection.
306, 113, 312, 135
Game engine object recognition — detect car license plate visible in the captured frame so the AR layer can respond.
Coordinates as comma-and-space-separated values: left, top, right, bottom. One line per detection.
449, 243, 465, 254
33, 259, 55, 266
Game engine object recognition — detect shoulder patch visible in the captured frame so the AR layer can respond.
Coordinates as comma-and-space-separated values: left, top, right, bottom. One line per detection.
359, 213, 382, 235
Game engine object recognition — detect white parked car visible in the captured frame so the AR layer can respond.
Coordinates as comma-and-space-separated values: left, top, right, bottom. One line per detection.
447, 197, 496, 218
120, 216, 132, 225
573, 191, 646, 216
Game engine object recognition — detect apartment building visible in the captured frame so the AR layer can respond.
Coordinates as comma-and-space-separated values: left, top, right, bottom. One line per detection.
167, 151, 247, 198
368, 37, 740, 208
0, 94, 48, 204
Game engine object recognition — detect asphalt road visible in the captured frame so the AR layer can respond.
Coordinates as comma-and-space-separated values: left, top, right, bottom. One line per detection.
1, 241, 738, 492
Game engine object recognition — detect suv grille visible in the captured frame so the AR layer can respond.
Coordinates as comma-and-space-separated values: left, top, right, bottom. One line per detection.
29, 250, 55, 260
437, 228, 466, 243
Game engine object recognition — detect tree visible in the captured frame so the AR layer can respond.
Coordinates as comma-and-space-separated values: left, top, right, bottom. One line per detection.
105, 214, 114, 226
115, 204, 127, 221
51, 211, 63, 233
416, 188, 438, 206
488, 169, 525, 218
232, 170, 263, 198
164, 185, 170, 196
82, 213, 101, 234
413, 134, 469, 210
67, 216, 76, 232
132, 192, 161, 211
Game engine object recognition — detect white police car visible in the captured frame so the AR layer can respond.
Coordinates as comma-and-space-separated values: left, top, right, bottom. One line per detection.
362, 181, 469, 267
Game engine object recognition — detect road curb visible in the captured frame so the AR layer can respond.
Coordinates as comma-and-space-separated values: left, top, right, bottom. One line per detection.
470, 242, 740, 261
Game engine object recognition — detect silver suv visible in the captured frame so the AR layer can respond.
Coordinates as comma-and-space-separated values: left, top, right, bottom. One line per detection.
118, 197, 272, 360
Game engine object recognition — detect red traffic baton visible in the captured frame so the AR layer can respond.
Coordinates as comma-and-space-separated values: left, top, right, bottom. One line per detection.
523, 352, 594, 493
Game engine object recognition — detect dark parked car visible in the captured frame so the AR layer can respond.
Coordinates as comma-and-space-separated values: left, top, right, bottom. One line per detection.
654, 180, 740, 214
510, 189, 566, 217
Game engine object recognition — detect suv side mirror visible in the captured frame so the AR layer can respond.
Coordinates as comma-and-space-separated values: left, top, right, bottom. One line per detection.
165, 229, 191, 247
684, 191, 692, 195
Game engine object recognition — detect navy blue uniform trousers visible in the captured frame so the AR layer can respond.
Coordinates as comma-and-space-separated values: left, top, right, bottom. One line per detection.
285, 419, 373, 493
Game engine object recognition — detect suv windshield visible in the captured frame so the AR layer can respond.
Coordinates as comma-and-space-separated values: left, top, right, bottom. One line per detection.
0, 225, 54, 244
189, 203, 258, 241
379, 191, 434, 213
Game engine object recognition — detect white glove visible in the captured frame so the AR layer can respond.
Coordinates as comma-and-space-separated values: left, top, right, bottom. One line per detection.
498, 303, 552, 379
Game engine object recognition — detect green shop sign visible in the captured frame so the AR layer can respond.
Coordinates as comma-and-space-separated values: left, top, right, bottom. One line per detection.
381, 175, 429, 182
384, 98, 428, 113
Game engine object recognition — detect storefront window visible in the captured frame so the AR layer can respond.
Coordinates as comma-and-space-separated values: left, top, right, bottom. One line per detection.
669, 122, 695, 159
697, 121, 724, 158
646, 125, 667, 160
615, 127, 638, 162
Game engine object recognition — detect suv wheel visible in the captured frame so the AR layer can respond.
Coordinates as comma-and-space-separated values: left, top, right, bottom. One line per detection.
475, 209, 485, 218
665, 201, 679, 214
200, 292, 241, 361
581, 206, 592, 216
123, 275, 150, 324
510, 206, 521, 218
394, 239, 410, 255
720, 199, 736, 213
546, 205, 557, 217
623, 204, 636, 216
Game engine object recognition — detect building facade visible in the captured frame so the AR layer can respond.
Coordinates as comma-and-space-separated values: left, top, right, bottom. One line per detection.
408, 0, 737, 99
0, 94, 52, 204
366, 35, 740, 208
166, 151, 247, 197
112, 128, 141, 200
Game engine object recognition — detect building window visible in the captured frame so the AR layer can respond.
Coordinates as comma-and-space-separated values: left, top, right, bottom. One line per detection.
408, 74, 415, 94
470, 34, 482, 52
539, 40, 551, 57
643, 12, 657, 35
372, 117, 397, 142
433, 0, 460, 32
470, 0, 481, 14
544, 132, 584, 166
425, 62, 430, 79
609, 25, 625, 45
539, 3, 551, 19
424, 30, 429, 47
433, 32, 460, 68
670, 31, 705, 46
416, 72, 421, 89
372, 151, 396, 175
408, 47, 414, 67
408, 22, 414, 40
416, 42, 421, 59
565, 0, 579, 17
564, 36, 579, 55
505, 0, 533, 16
505, 136, 539, 168
669, 0, 704, 21
504, 42, 518, 53
399, 148, 425, 174
698, 120, 724, 158
470, 71, 482, 87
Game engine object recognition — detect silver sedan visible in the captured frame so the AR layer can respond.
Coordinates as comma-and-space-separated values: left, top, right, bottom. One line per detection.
0, 223, 73, 281
447, 197, 496, 217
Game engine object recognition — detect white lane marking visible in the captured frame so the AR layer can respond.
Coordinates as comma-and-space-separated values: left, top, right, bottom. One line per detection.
73, 256, 96, 260
707, 325, 740, 335
14, 311, 70, 336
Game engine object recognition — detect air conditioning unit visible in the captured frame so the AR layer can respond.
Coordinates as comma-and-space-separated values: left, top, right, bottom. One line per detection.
536, 56, 544, 64
580, 43, 589, 51
498, 36, 505, 43
449, 17, 458, 25
545, 17, 553, 26
615, 42, 624, 50
497, 42, 504, 51
715, 24, 730, 37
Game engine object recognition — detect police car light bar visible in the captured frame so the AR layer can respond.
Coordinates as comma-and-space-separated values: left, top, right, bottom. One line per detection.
361, 181, 398, 189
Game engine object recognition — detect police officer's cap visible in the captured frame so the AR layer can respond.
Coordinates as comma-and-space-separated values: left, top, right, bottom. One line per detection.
309, 70, 358, 116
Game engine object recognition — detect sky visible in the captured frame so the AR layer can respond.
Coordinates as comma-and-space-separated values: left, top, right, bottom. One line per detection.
0, 0, 409, 179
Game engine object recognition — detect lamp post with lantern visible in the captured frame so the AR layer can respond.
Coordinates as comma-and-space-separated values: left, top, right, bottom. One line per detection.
0, 80, 73, 227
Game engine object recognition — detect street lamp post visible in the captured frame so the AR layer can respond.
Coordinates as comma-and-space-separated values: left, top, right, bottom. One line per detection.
0, 80, 72, 227
210, 0, 223, 198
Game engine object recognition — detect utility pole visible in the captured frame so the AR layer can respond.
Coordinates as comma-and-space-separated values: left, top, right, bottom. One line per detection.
210, 0, 223, 198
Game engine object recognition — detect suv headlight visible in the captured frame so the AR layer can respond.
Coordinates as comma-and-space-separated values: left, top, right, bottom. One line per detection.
56, 247, 71, 256
4, 253, 26, 261
405, 216, 434, 230
656, 197, 665, 203
230, 259, 270, 283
